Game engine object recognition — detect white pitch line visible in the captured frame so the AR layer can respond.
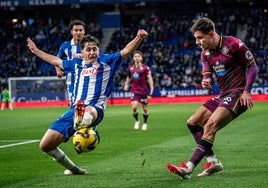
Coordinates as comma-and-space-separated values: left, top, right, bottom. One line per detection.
0, 140, 40, 149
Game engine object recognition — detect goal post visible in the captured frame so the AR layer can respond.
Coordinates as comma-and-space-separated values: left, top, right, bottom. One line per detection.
8, 76, 67, 102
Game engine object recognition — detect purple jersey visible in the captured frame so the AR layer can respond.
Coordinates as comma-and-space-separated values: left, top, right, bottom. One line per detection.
202, 36, 255, 94
127, 63, 151, 94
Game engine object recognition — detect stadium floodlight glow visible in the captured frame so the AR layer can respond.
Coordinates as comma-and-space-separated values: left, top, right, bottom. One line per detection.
12, 19, 18, 23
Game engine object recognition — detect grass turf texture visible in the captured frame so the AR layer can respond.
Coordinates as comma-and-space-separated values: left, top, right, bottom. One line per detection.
0, 102, 267, 188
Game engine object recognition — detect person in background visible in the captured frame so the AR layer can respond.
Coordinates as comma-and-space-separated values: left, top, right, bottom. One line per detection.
27, 29, 148, 175
166, 17, 258, 179
1, 86, 13, 110
124, 50, 154, 130
56, 19, 85, 106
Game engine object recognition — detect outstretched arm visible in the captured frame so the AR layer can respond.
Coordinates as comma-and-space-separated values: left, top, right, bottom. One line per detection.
120, 29, 148, 59
27, 38, 64, 70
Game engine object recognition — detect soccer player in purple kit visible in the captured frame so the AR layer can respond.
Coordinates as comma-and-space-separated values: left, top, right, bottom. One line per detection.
27, 29, 148, 175
166, 17, 258, 179
124, 50, 154, 130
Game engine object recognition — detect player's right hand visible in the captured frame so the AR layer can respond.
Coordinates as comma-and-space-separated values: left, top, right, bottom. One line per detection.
201, 78, 212, 89
123, 85, 128, 91
27, 38, 38, 53
137, 29, 148, 39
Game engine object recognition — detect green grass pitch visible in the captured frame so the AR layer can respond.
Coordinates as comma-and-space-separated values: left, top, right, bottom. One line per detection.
0, 102, 267, 188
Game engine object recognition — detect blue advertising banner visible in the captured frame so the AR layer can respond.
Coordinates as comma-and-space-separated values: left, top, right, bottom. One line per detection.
0, 0, 75, 7
0, 0, 179, 7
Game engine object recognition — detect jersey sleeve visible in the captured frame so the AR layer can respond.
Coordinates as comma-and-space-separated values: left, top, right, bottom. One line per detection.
62, 59, 77, 73
57, 42, 67, 59
232, 38, 255, 67
201, 51, 213, 79
145, 65, 152, 76
101, 51, 124, 70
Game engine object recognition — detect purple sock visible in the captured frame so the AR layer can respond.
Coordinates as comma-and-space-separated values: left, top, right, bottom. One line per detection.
190, 139, 213, 166
187, 124, 214, 157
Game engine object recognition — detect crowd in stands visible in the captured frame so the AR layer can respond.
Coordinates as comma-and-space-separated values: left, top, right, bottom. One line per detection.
0, 5, 267, 91
109, 7, 268, 89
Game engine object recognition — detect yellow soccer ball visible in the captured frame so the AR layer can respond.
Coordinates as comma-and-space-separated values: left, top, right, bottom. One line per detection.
72, 128, 100, 154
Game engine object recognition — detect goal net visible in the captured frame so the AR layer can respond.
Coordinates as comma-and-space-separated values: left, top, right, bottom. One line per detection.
8, 76, 67, 102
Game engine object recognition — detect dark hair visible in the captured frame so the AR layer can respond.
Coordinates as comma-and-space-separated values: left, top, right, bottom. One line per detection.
69, 19, 86, 30
133, 50, 143, 57
190, 17, 215, 34
133, 50, 143, 63
79, 35, 100, 49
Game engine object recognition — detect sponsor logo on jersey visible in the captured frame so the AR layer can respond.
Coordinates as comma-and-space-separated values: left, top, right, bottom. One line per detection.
72, 53, 83, 58
213, 61, 227, 76
82, 67, 98, 76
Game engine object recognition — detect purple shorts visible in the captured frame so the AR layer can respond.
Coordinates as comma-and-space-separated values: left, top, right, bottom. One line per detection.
203, 89, 248, 118
130, 92, 148, 104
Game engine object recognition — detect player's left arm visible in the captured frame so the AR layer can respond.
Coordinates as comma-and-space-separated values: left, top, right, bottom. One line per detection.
236, 41, 259, 109
240, 61, 258, 109
147, 71, 154, 96
146, 66, 154, 96
120, 29, 148, 59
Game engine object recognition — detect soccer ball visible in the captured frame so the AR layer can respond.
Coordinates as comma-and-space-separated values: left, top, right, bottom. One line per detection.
72, 128, 100, 154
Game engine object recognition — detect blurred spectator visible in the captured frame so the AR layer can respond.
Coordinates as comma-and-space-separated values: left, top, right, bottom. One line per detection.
0, 4, 267, 90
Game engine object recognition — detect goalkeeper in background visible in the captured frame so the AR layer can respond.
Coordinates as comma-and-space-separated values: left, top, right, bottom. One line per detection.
1, 86, 13, 110
27, 29, 148, 175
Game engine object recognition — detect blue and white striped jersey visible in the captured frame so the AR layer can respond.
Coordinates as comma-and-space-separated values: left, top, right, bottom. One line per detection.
57, 39, 82, 106
57, 39, 82, 60
63, 51, 124, 110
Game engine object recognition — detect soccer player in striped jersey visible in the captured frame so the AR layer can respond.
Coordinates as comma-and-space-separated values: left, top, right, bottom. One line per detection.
124, 50, 154, 130
27, 29, 148, 175
56, 20, 85, 106
166, 17, 258, 179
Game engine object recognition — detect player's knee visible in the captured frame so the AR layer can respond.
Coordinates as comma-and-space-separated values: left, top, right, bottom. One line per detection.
133, 107, 138, 112
187, 114, 207, 125
143, 109, 149, 114
39, 140, 57, 153
82, 111, 93, 126
187, 117, 196, 125
39, 142, 50, 153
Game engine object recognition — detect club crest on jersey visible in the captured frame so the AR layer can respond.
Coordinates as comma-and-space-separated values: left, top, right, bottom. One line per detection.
205, 51, 210, 56
82, 67, 98, 76
245, 50, 253, 60
222, 46, 229, 55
